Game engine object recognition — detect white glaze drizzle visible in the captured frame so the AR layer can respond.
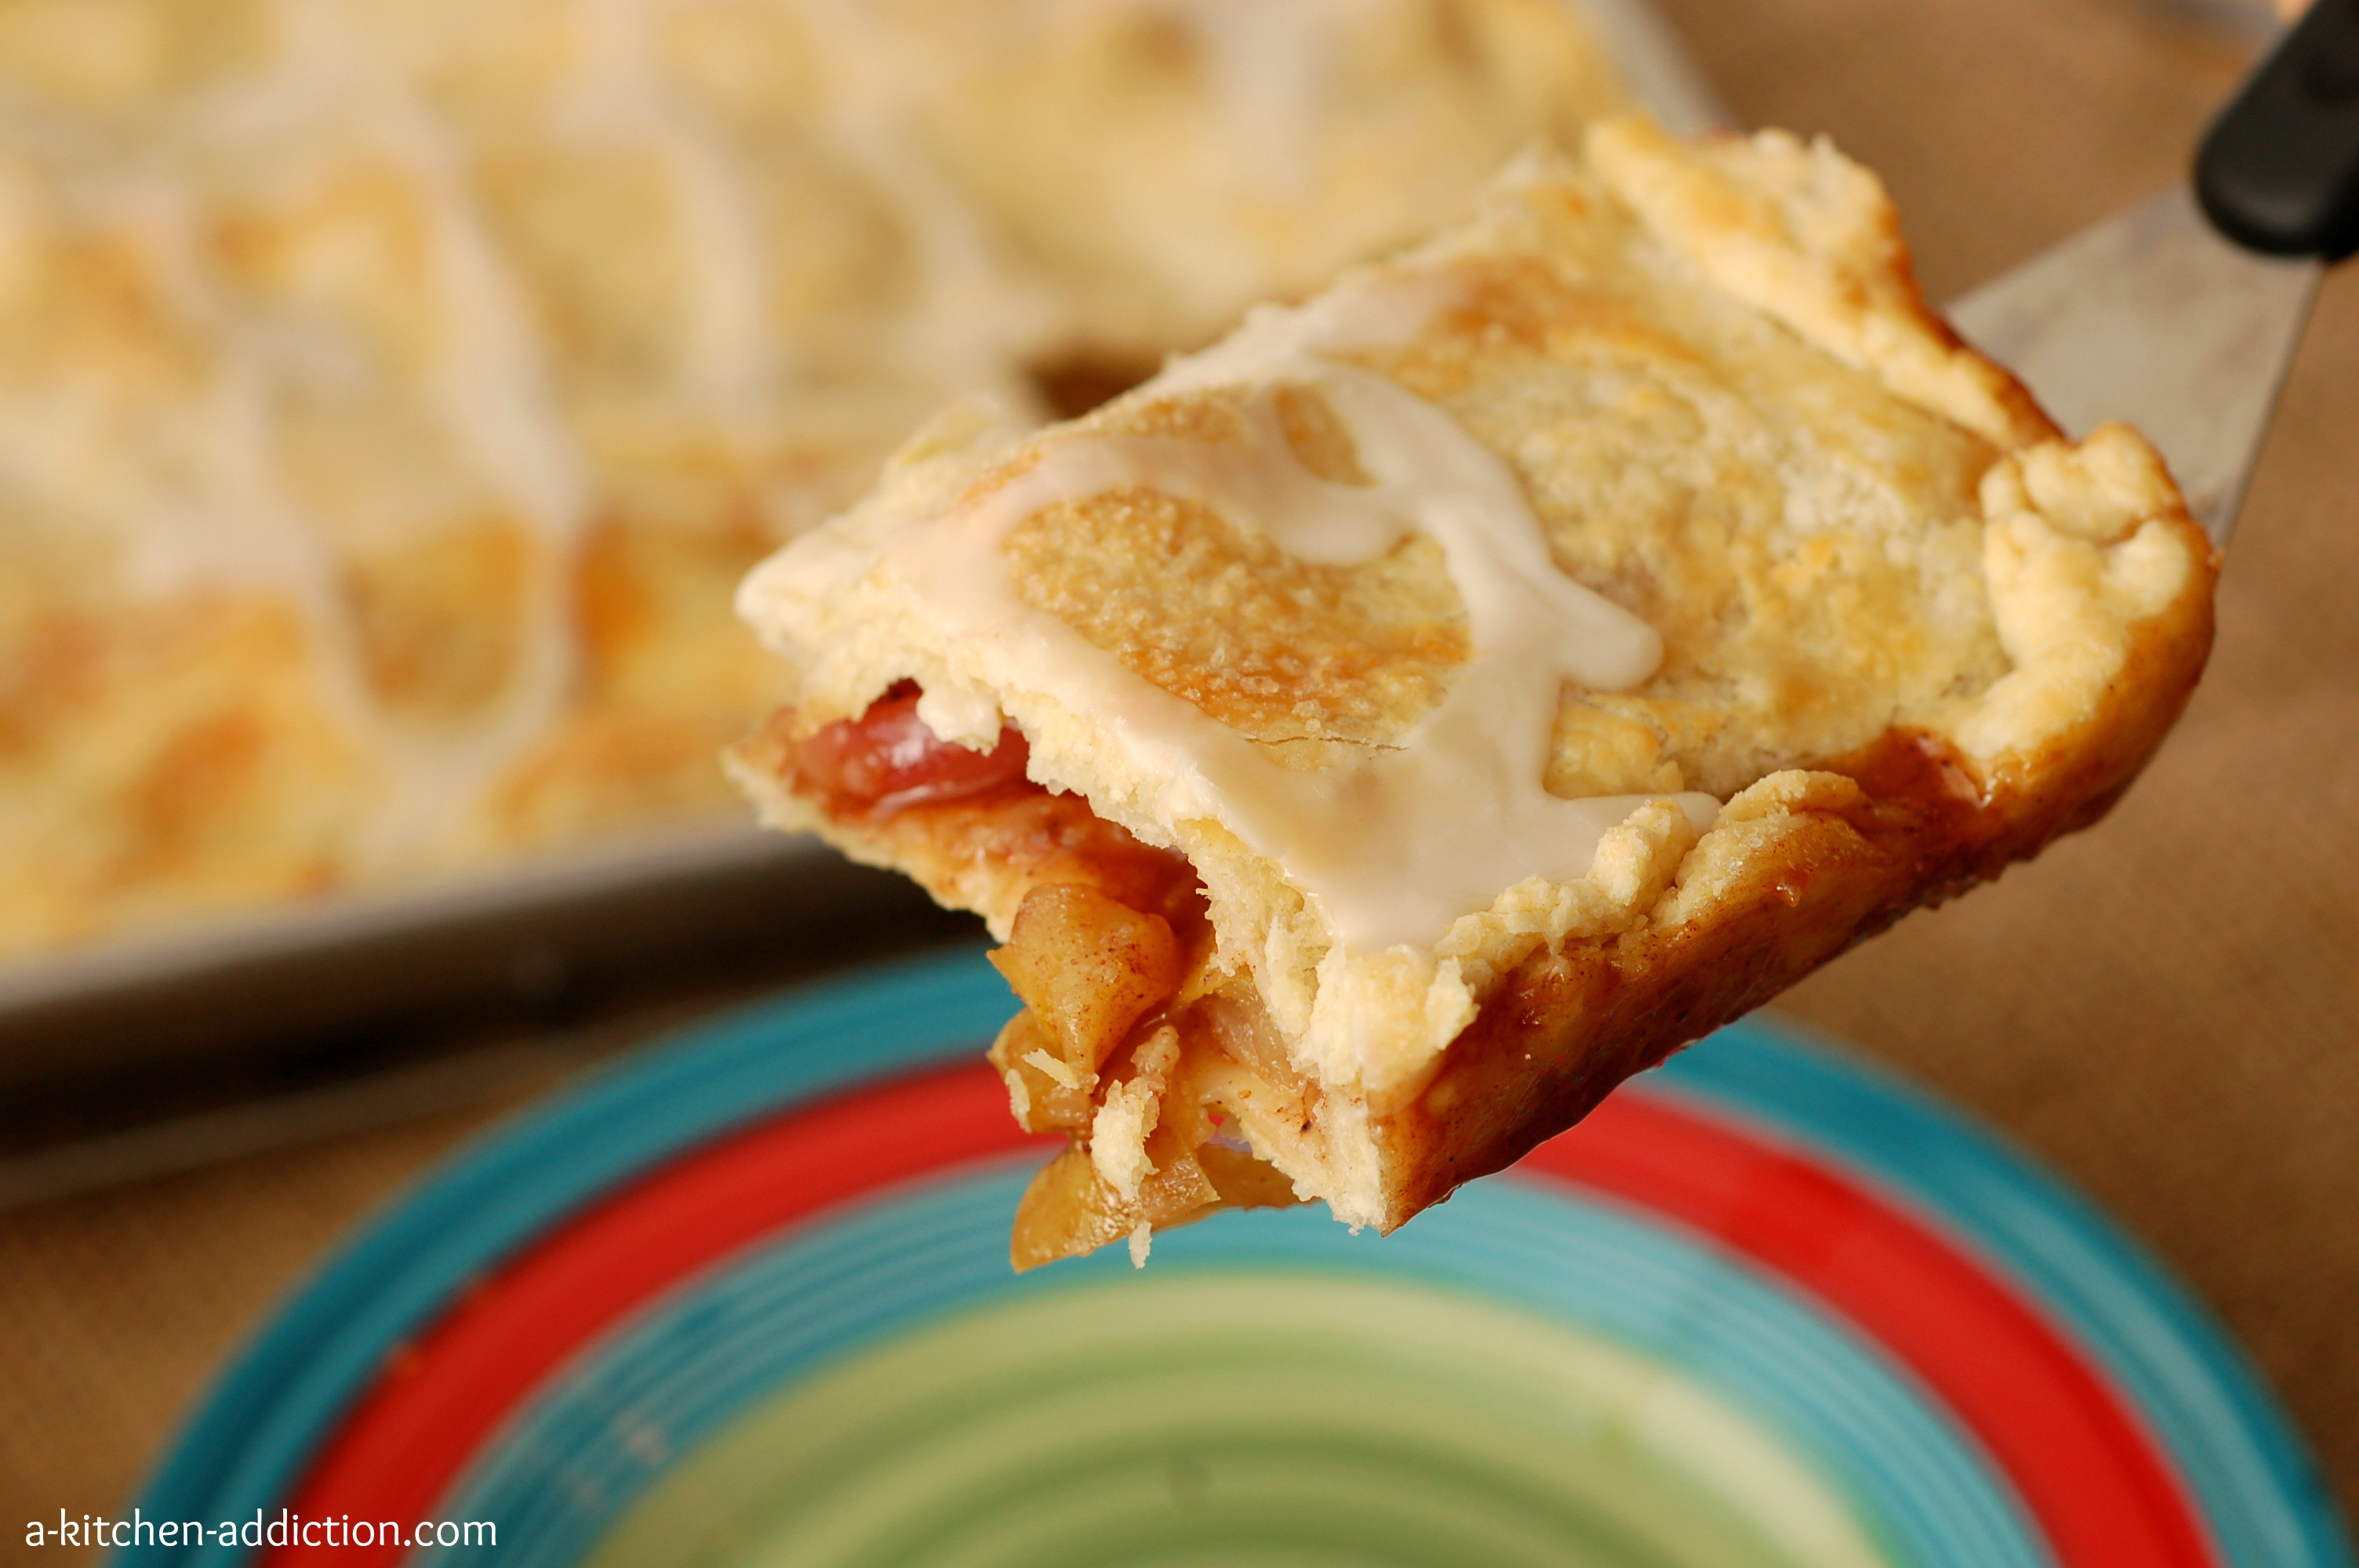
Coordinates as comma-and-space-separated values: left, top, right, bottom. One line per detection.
881, 273, 1720, 951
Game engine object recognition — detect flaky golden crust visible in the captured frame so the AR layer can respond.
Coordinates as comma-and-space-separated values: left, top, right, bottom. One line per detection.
1377, 167, 2220, 1225
0, 0, 1622, 961
1386, 609, 2216, 1225
736, 118, 2220, 1251
745, 470, 2215, 1239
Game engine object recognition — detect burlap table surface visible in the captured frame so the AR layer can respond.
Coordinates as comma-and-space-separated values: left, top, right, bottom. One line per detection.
3, 0, 2353, 1552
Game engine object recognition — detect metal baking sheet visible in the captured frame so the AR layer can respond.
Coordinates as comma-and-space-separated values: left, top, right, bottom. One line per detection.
0, 827, 961, 1097
0, 2, 1724, 1094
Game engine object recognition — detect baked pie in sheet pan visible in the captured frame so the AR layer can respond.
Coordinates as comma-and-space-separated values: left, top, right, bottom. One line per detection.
732, 118, 2217, 1267
0, 0, 1621, 959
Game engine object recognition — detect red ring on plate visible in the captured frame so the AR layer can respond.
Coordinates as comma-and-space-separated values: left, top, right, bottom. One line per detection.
1521, 1095, 2213, 1568
266, 1062, 2211, 1567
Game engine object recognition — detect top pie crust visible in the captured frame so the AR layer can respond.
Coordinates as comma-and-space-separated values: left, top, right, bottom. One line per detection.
732, 118, 2216, 1256
0, 0, 1618, 958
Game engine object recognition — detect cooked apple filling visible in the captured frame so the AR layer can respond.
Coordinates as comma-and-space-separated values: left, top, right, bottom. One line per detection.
744, 681, 1307, 1269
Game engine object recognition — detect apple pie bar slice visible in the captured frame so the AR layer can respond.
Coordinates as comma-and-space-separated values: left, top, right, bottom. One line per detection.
729, 118, 2216, 1269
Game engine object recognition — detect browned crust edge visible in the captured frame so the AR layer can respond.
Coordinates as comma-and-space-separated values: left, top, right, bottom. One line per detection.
1377, 528, 2218, 1226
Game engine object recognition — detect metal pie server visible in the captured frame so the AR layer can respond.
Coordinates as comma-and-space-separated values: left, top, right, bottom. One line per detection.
1948, 0, 2359, 546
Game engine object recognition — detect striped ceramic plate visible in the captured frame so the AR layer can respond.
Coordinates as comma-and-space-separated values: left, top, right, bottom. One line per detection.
131, 949, 2351, 1567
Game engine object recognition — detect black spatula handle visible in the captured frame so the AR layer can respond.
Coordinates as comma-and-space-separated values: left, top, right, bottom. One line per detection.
2197, 0, 2359, 259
